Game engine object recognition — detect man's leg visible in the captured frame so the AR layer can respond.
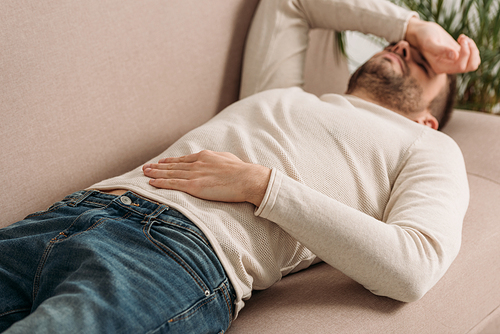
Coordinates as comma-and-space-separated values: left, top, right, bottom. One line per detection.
1, 191, 234, 334
0, 192, 93, 331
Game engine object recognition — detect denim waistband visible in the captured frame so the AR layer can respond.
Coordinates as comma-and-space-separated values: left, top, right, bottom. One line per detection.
63, 190, 197, 231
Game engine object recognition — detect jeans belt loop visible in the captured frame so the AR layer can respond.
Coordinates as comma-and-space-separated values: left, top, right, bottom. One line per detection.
145, 204, 169, 223
68, 190, 96, 207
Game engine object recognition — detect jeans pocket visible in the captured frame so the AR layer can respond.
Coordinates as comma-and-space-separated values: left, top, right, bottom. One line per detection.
148, 279, 234, 334
142, 218, 234, 333
155, 214, 211, 246
143, 221, 211, 294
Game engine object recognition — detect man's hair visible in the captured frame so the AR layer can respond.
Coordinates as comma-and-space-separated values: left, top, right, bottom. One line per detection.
429, 74, 457, 130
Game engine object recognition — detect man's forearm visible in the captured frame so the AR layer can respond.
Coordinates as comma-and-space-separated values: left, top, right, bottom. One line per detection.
240, 0, 415, 98
296, 0, 415, 42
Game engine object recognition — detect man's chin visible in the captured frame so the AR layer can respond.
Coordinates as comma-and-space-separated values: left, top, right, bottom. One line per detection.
365, 58, 402, 82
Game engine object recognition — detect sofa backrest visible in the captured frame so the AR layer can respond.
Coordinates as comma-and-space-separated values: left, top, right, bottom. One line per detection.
0, 0, 251, 226
0, 1, 349, 227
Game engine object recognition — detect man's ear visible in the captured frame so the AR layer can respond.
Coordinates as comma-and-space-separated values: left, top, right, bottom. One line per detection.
415, 111, 439, 130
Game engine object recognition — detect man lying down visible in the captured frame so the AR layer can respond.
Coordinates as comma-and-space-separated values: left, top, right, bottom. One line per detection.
0, 0, 480, 333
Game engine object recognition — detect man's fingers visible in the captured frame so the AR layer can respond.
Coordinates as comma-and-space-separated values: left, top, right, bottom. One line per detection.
149, 177, 206, 201
143, 152, 204, 171
144, 162, 193, 171
149, 178, 191, 190
433, 39, 459, 61
463, 36, 481, 72
159, 153, 200, 164
424, 33, 480, 74
455, 36, 472, 72
443, 35, 480, 73
144, 168, 192, 180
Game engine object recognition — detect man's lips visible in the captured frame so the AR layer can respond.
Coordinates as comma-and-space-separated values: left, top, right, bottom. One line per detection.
383, 52, 406, 75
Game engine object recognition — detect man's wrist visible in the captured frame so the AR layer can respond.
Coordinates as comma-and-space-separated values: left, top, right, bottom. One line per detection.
245, 164, 272, 207
404, 16, 422, 48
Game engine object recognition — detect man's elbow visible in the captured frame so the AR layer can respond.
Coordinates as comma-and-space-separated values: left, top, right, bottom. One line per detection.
370, 262, 448, 303
392, 280, 430, 302
370, 276, 431, 302
376, 229, 462, 302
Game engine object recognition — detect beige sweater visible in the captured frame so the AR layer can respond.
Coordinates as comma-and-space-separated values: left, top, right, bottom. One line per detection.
91, 0, 469, 316
91, 88, 468, 315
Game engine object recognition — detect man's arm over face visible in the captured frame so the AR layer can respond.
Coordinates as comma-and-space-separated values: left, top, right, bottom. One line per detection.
240, 0, 416, 98
241, 0, 479, 100
405, 17, 480, 74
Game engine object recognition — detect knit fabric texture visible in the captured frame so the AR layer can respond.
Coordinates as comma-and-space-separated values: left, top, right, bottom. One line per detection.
91, 88, 469, 315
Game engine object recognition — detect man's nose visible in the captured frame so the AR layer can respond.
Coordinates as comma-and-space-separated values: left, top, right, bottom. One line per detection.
390, 41, 411, 61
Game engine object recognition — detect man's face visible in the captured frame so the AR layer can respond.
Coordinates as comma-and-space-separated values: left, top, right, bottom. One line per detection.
349, 41, 448, 122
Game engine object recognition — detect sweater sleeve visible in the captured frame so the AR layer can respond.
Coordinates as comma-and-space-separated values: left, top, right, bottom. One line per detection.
255, 131, 469, 302
297, 0, 416, 41
240, 0, 417, 98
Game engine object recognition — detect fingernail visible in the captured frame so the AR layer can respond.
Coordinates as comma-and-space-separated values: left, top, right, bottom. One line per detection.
145, 168, 151, 173
144, 164, 151, 169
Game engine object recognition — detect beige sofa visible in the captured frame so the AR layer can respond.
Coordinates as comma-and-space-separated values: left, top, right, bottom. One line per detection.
1, 1, 499, 333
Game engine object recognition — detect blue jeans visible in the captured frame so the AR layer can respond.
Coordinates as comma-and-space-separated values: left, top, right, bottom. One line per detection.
0, 190, 235, 334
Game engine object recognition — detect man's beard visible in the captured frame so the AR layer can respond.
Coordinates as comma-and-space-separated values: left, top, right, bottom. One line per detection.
347, 55, 425, 116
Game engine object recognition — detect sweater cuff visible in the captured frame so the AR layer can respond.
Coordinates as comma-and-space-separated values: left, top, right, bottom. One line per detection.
401, 12, 420, 42
254, 168, 282, 218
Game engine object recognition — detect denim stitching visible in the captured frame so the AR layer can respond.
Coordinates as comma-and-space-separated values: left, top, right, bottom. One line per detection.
113, 203, 144, 217
47, 207, 101, 243
80, 200, 108, 207
23, 202, 67, 219
0, 307, 31, 318
142, 222, 208, 293
53, 212, 132, 243
32, 205, 100, 299
220, 282, 230, 314
167, 283, 229, 324
220, 281, 233, 326
32, 241, 55, 301
154, 217, 210, 245
32, 203, 92, 300
167, 293, 217, 323
104, 192, 167, 217
31, 204, 127, 299
148, 205, 167, 220
91, 193, 209, 244
67, 190, 95, 207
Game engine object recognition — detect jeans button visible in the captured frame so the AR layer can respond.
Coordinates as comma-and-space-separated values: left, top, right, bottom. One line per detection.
120, 196, 132, 205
